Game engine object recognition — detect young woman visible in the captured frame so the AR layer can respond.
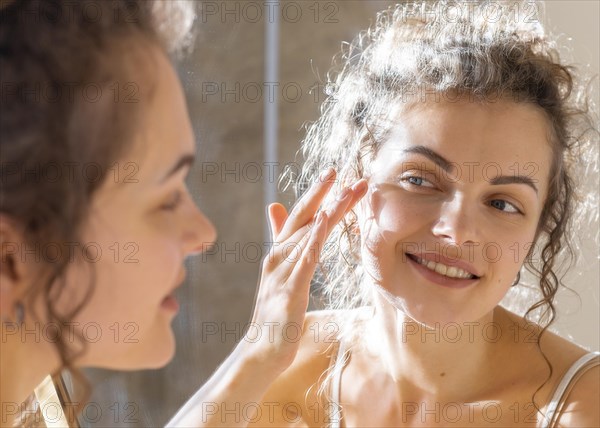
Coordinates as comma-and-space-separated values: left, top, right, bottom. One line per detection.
0, 1, 368, 426
245, 1, 600, 427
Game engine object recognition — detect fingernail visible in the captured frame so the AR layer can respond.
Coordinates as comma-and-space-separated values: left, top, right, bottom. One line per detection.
351, 180, 368, 195
319, 167, 335, 182
336, 187, 351, 201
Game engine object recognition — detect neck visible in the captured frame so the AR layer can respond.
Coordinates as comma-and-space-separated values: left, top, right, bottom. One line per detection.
364, 293, 509, 402
0, 322, 61, 426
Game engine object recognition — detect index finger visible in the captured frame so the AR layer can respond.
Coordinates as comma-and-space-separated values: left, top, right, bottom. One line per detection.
276, 168, 336, 242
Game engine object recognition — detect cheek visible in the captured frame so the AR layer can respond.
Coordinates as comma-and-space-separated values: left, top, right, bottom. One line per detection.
129, 231, 182, 293
361, 190, 433, 243
491, 231, 538, 274
67, 239, 180, 345
72, 220, 181, 323
358, 193, 424, 279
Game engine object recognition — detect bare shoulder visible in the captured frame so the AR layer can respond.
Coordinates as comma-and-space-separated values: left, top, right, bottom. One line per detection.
287, 307, 371, 380
539, 331, 599, 427
540, 329, 592, 372
248, 309, 358, 427
499, 307, 591, 367
498, 308, 599, 426
554, 363, 600, 427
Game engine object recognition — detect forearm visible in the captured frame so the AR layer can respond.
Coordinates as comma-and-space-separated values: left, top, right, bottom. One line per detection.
167, 174, 365, 427
166, 344, 282, 427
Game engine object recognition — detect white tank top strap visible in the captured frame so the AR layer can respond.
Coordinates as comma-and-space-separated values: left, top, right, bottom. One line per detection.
329, 338, 347, 428
539, 351, 600, 428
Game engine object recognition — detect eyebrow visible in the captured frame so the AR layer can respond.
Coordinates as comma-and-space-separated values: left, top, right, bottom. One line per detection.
159, 153, 196, 184
403, 145, 539, 194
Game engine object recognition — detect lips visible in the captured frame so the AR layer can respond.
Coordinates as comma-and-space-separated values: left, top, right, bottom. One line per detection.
161, 294, 179, 312
405, 253, 482, 279
405, 253, 480, 289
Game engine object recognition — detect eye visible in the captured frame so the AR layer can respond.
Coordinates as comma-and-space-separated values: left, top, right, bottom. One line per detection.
161, 190, 183, 211
401, 175, 436, 188
489, 199, 521, 214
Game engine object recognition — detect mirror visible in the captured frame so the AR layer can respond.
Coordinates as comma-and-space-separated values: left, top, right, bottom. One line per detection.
44, 1, 597, 426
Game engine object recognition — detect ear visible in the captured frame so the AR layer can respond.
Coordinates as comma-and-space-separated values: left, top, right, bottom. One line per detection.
0, 214, 28, 320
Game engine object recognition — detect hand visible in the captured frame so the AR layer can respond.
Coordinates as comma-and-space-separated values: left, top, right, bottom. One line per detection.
241, 168, 368, 373
167, 169, 368, 428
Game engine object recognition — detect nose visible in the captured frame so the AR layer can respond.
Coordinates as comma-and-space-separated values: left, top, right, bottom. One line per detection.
431, 194, 480, 246
183, 202, 217, 257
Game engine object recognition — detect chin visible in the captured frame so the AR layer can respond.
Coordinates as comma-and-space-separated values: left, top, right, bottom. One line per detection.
151, 343, 177, 368
138, 328, 177, 369
402, 299, 478, 328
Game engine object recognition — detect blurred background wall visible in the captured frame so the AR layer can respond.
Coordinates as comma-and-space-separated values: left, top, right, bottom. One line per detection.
80, 1, 599, 426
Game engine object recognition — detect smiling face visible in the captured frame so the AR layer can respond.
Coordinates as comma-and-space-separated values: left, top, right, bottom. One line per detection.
56, 44, 217, 370
356, 98, 553, 326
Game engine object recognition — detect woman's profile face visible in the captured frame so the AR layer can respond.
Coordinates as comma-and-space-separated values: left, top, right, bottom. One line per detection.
55, 45, 216, 370
357, 98, 553, 326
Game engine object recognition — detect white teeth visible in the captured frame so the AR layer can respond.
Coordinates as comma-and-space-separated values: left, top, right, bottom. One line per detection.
446, 267, 458, 277
434, 263, 447, 276
416, 256, 475, 279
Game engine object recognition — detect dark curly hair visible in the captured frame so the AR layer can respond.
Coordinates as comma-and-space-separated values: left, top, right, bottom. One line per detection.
287, 0, 598, 417
0, 0, 195, 425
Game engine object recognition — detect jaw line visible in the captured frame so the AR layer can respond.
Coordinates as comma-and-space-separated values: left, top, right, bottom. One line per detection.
370, 282, 437, 330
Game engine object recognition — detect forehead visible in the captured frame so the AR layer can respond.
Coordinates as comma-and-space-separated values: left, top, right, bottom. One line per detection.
375, 99, 554, 183
89, 44, 194, 212
120, 46, 195, 188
